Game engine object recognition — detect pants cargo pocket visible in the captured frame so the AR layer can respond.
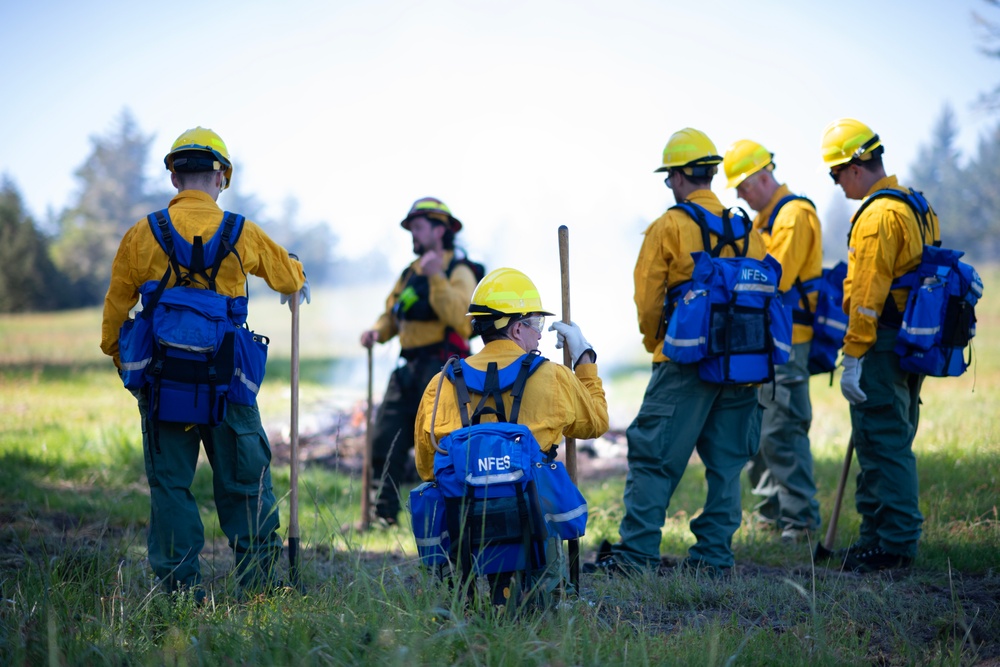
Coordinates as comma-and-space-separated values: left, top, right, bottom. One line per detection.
221, 407, 273, 495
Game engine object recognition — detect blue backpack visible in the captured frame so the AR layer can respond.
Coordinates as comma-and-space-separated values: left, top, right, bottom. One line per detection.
796, 261, 849, 375
663, 203, 792, 384
117, 209, 269, 433
765, 194, 850, 375
851, 188, 983, 377
409, 353, 587, 580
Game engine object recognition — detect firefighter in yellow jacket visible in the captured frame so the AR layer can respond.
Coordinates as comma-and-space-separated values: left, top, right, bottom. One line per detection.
101, 127, 308, 601
822, 118, 940, 572
724, 140, 823, 542
589, 128, 768, 577
414, 268, 608, 604
413, 267, 609, 481
360, 197, 479, 526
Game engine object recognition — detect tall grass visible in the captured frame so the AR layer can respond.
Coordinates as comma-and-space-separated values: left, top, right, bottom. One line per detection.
1, 277, 998, 665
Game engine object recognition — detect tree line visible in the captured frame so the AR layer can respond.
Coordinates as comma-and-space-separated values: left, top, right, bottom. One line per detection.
0, 111, 389, 313
1, 106, 998, 314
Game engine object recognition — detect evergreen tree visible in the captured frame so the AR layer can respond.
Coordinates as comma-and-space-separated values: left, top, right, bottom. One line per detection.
961, 123, 1000, 259
51, 109, 169, 305
974, 0, 1000, 112
0, 176, 64, 312
907, 105, 973, 252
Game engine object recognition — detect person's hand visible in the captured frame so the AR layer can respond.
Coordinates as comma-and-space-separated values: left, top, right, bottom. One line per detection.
548, 321, 596, 367
280, 278, 311, 310
360, 329, 379, 348
419, 250, 444, 276
840, 355, 867, 405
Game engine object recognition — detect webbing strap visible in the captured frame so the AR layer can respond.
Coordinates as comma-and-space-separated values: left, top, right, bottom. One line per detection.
447, 358, 473, 428
471, 362, 507, 424
507, 354, 535, 424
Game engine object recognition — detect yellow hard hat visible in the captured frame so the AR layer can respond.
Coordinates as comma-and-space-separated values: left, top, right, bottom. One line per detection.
654, 127, 723, 174
400, 197, 462, 233
467, 267, 554, 330
723, 139, 774, 189
163, 127, 233, 189
820, 118, 883, 168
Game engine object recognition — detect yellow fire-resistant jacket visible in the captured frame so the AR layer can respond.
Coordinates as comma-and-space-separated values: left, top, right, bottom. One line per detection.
752, 184, 824, 344
634, 189, 769, 363
842, 175, 941, 358
370, 251, 476, 351
413, 339, 609, 482
100, 190, 306, 368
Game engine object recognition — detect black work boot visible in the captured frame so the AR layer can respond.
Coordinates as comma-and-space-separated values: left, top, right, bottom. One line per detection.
843, 545, 913, 573
582, 540, 637, 578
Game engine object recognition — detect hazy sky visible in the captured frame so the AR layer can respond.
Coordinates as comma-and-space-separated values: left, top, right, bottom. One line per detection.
2, 0, 996, 370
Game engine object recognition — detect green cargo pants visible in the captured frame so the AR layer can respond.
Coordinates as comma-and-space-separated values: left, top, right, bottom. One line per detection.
137, 390, 283, 593
850, 329, 924, 557
747, 342, 820, 531
612, 361, 762, 569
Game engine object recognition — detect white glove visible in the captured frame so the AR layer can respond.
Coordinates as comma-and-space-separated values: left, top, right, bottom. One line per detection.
840, 355, 867, 405
280, 278, 311, 310
548, 321, 595, 367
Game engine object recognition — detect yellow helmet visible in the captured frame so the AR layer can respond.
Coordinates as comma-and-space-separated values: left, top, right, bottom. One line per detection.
820, 118, 883, 168
723, 139, 774, 189
400, 197, 462, 232
163, 127, 233, 189
654, 127, 723, 174
467, 267, 554, 331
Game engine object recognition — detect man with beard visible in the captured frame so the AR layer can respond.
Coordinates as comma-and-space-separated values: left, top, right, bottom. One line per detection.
360, 197, 480, 528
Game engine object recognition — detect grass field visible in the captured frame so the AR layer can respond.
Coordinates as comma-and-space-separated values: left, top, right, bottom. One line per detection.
1, 278, 998, 665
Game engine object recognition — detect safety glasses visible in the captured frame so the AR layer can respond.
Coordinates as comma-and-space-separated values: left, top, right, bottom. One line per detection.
516, 315, 545, 334
829, 163, 851, 184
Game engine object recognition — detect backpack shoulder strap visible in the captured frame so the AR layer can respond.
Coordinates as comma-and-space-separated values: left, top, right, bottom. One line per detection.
205, 211, 247, 291
508, 353, 546, 424
444, 357, 473, 428
671, 202, 714, 255
766, 194, 815, 233
849, 188, 935, 247
445, 250, 486, 283
470, 362, 507, 424
721, 207, 753, 258
141, 209, 181, 320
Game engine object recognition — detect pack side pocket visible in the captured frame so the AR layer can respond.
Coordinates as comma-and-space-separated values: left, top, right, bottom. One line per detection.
230, 326, 268, 406
664, 288, 710, 363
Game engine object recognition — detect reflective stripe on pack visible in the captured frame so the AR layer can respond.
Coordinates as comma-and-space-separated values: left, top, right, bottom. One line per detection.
544, 503, 587, 525
414, 531, 450, 548
816, 315, 848, 332
121, 358, 151, 372
734, 283, 777, 295
774, 339, 793, 356
664, 333, 706, 348
901, 321, 940, 337
233, 368, 260, 396
465, 469, 525, 485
